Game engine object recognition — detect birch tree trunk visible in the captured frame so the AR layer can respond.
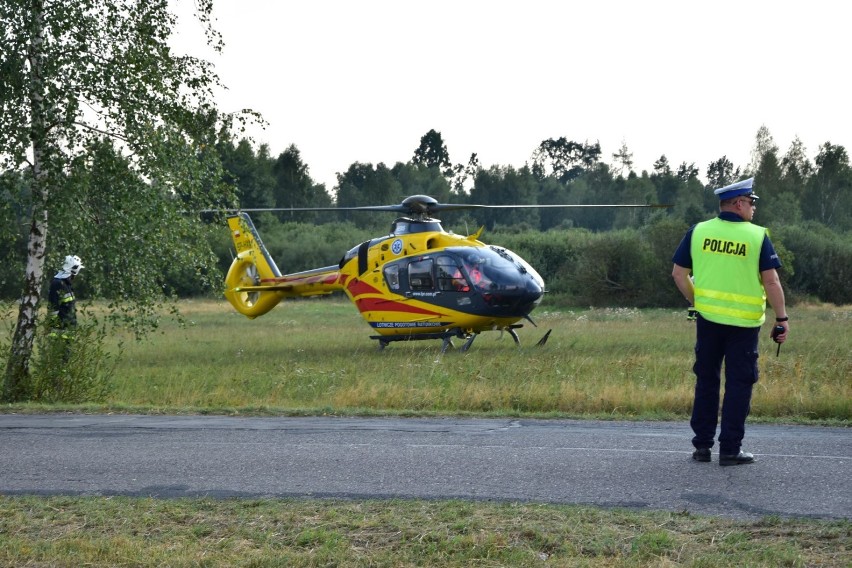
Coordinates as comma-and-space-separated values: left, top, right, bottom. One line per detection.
3, 0, 50, 401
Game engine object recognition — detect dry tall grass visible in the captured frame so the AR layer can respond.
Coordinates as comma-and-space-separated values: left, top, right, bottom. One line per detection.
97, 298, 851, 421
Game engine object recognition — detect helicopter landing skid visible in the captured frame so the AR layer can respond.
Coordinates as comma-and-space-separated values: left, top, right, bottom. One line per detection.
371, 329, 471, 353
370, 325, 526, 353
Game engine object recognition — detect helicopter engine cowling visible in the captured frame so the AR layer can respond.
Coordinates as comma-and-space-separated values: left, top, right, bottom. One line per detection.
224, 252, 284, 318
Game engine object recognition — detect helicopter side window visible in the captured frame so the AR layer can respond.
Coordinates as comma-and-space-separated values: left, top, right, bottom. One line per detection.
436, 256, 468, 292
384, 264, 400, 291
408, 258, 434, 291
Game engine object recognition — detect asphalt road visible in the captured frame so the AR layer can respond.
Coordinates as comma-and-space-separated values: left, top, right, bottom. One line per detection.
0, 414, 848, 520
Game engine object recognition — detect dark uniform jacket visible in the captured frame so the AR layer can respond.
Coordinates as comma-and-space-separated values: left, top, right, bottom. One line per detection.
48, 277, 77, 329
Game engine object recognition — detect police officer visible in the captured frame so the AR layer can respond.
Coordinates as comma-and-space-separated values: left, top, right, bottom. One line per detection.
48, 255, 84, 337
671, 178, 789, 466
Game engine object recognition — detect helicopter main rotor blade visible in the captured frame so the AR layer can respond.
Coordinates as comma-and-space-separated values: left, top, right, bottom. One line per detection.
431, 203, 671, 211
200, 203, 670, 215
198, 194, 672, 217
199, 205, 409, 214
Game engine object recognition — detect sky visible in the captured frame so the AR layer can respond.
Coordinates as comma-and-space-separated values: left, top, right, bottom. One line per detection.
172, 0, 851, 194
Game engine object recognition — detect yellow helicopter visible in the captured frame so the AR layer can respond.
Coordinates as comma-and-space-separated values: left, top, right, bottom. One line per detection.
222, 195, 665, 352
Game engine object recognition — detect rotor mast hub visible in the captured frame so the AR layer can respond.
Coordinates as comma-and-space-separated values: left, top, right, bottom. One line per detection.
401, 195, 439, 220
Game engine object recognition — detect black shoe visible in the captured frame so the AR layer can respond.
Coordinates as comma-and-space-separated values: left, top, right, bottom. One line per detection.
692, 448, 711, 462
719, 450, 755, 466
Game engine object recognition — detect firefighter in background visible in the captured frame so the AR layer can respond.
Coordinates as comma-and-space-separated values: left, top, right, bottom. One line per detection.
48, 255, 84, 340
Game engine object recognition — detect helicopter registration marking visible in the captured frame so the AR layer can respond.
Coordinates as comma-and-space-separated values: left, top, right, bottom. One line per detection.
391, 239, 403, 255
372, 321, 448, 328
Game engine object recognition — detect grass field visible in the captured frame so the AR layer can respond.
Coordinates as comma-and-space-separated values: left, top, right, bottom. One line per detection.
1, 496, 849, 567
2, 298, 849, 567
79, 298, 852, 422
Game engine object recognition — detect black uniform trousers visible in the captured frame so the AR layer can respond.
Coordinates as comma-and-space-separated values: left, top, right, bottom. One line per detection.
690, 314, 760, 455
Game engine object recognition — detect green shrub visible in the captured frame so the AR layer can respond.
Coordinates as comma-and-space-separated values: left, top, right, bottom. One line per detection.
27, 320, 115, 403
776, 223, 852, 304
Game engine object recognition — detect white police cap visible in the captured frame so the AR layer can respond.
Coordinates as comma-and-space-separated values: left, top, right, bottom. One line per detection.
713, 177, 759, 201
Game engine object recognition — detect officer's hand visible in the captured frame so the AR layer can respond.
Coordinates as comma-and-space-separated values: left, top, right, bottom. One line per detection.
770, 321, 789, 344
687, 308, 698, 321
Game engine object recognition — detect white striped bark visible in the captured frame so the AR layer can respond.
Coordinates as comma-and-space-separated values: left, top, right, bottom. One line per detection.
3, 0, 50, 400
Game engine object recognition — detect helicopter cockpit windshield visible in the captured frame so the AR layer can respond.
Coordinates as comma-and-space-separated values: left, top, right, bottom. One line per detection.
452, 247, 539, 288
451, 246, 545, 310
381, 246, 545, 316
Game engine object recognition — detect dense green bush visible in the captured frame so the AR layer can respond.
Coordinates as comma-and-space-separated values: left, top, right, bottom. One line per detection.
0, 318, 115, 403
264, 221, 377, 273
570, 230, 656, 305
775, 223, 852, 304
492, 219, 687, 307
491, 228, 590, 296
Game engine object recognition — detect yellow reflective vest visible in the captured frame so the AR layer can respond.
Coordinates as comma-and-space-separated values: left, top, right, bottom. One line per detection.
691, 218, 767, 327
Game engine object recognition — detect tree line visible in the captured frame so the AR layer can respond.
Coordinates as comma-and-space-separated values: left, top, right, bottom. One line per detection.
203, 126, 852, 306
220, 126, 852, 232
3, 125, 851, 308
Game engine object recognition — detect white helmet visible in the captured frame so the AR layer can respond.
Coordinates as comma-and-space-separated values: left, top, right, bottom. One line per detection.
62, 255, 84, 276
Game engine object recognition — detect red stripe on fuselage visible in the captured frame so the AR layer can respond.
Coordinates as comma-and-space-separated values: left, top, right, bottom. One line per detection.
355, 297, 442, 316
344, 278, 442, 316
347, 279, 381, 297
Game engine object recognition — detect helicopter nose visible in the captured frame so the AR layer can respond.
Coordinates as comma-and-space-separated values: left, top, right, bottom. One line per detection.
486, 277, 543, 316
517, 277, 544, 314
